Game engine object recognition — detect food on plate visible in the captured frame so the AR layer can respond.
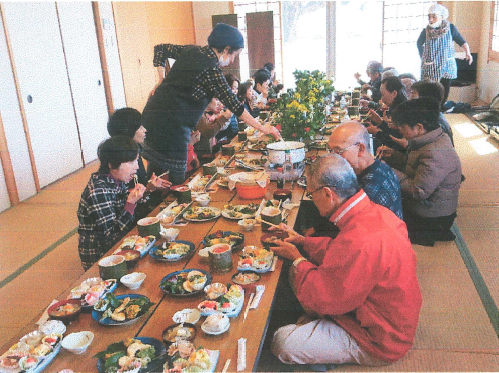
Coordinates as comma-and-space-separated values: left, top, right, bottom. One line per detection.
203, 283, 227, 300
183, 206, 220, 221
18, 355, 39, 371
163, 323, 196, 344
198, 284, 243, 314
21, 331, 44, 347
172, 309, 201, 324
50, 301, 81, 318
95, 338, 156, 373
238, 246, 274, 271
158, 203, 190, 225
164, 342, 213, 373
222, 203, 258, 219
41, 334, 62, 348
153, 242, 191, 260
217, 176, 229, 187
203, 230, 244, 249
161, 270, 208, 295
202, 313, 230, 334
0, 355, 23, 370
216, 156, 230, 166
117, 235, 155, 255
33, 344, 52, 357
95, 293, 154, 323
309, 140, 328, 149
232, 271, 261, 286
190, 176, 212, 192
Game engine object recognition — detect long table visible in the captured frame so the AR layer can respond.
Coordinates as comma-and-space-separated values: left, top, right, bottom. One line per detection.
1, 138, 327, 373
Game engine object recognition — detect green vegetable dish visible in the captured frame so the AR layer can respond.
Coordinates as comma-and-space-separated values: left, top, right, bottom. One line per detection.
95, 338, 158, 373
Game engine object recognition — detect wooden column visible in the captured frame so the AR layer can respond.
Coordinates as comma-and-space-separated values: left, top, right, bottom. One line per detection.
246, 11, 274, 77
0, 111, 19, 205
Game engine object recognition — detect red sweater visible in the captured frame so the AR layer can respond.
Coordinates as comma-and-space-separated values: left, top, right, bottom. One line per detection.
295, 191, 422, 362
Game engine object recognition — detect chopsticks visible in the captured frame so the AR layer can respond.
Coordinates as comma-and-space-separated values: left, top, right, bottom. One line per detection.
222, 359, 231, 373
244, 293, 255, 321
255, 217, 281, 229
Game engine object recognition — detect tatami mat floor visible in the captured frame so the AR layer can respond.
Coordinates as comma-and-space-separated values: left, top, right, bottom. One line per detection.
1, 114, 499, 371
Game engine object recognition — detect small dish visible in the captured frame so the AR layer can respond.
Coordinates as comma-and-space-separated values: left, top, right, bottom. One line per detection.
162, 323, 197, 344
114, 249, 140, 269
172, 308, 201, 324
38, 320, 66, 336
160, 227, 180, 242
238, 218, 256, 232
47, 299, 82, 324
120, 272, 146, 290
204, 283, 228, 300
61, 331, 94, 354
201, 313, 230, 335
198, 246, 212, 259
195, 196, 211, 207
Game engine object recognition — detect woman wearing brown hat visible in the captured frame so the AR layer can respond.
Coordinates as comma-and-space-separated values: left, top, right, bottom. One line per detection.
142, 23, 281, 185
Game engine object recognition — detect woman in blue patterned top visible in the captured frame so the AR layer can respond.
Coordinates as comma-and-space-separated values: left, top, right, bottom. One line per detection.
417, 4, 472, 107
77, 136, 146, 271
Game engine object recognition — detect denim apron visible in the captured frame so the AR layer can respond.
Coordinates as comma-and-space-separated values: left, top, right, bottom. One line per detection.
421, 27, 457, 82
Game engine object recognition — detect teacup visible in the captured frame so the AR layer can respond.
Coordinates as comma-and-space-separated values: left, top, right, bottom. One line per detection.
222, 144, 235, 156
260, 206, 282, 231
347, 106, 359, 117
137, 217, 160, 237
98, 255, 127, 281
238, 131, 248, 142
172, 186, 191, 203
203, 163, 217, 176
208, 244, 233, 274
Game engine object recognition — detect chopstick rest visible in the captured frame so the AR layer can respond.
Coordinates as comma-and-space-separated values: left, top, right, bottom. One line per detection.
237, 338, 247, 371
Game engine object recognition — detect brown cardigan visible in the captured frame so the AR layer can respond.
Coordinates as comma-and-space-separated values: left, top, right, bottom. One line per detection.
392, 127, 462, 218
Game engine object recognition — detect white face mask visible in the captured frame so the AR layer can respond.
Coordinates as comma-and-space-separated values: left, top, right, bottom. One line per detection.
429, 19, 442, 28
219, 54, 230, 67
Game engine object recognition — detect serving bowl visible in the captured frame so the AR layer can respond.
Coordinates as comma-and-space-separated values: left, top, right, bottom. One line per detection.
61, 331, 94, 354
238, 218, 256, 232
47, 299, 82, 324
195, 195, 211, 207
115, 249, 140, 269
120, 272, 146, 290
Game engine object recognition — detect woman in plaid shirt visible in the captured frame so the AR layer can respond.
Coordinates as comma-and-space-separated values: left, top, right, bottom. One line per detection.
77, 136, 147, 271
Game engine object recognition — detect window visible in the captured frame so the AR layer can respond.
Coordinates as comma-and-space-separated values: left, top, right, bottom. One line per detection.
382, 0, 436, 79
489, 1, 499, 62
233, 1, 282, 82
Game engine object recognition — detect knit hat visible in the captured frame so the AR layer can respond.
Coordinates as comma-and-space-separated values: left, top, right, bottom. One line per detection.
428, 4, 449, 19
107, 107, 142, 139
208, 23, 244, 50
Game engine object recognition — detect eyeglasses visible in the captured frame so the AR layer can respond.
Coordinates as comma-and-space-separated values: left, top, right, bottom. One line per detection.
204, 111, 215, 116
305, 187, 324, 199
329, 143, 360, 155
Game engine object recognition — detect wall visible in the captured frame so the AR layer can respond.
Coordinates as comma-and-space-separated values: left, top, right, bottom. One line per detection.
477, 1, 499, 103
113, 1, 195, 112
444, 1, 482, 53
192, 2, 231, 46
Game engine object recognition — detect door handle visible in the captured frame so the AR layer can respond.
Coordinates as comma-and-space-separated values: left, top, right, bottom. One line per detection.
27, 95, 33, 103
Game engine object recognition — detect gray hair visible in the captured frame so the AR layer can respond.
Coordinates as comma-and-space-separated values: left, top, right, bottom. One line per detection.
309, 154, 360, 200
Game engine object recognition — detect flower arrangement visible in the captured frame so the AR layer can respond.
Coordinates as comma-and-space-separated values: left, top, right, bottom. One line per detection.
270, 70, 334, 141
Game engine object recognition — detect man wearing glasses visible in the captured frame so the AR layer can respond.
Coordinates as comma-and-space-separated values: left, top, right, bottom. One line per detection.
270, 154, 421, 368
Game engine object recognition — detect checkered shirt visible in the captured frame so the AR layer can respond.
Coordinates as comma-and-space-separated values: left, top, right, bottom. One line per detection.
77, 173, 135, 270
421, 28, 457, 81
359, 160, 404, 220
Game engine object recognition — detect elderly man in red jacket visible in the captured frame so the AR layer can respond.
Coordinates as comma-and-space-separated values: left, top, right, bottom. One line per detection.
271, 154, 422, 367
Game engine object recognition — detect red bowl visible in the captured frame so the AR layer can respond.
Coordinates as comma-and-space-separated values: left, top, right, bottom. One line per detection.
235, 183, 268, 199
48, 299, 82, 324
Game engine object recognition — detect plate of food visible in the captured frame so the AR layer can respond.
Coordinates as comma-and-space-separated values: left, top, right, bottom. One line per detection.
115, 235, 156, 257
309, 140, 328, 150
156, 202, 191, 225
217, 177, 229, 188
198, 284, 244, 318
160, 269, 212, 296
203, 230, 244, 251
221, 203, 259, 220
162, 323, 197, 345
164, 342, 219, 373
201, 313, 230, 335
232, 271, 261, 291
237, 246, 274, 273
91, 293, 155, 326
67, 277, 117, 312
188, 174, 217, 192
183, 206, 221, 222
0, 329, 63, 373
96, 337, 165, 373
149, 240, 195, 262
235, 157, 267, 171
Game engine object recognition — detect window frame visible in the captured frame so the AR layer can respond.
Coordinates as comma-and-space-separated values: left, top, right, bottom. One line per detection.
489, 0, 499, 63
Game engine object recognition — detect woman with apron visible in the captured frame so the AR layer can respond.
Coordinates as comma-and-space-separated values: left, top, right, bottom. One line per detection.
417, 4, 472, 108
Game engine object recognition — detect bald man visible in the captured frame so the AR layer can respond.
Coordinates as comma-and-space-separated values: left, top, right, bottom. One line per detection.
328, 122, 403, 219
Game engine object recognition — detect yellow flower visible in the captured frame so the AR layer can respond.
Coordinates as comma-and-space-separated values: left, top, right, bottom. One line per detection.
294, 93, 301, 100
290, 115, 295, 119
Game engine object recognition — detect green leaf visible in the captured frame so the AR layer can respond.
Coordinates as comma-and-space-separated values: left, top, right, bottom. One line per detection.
104, 351, 126, 370
94, 341, 126, 359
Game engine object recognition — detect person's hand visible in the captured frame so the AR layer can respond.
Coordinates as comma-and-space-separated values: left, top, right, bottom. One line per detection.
376, 145, 394, 160
466, 52, 473, 65
366, 123, 381, 135
265, 125, 282, 140
354, 72, 361, 81
368, 109, 382, 125
127, 184, 147, 204
221, 109, 233, 120
389, 135, 408, 149
359, 99, 369, 108
362, 83, 372, 91
271, 240, 303, 262
191, 157, 201, 170
269, 223, 305, 246
148, 172, 172, 190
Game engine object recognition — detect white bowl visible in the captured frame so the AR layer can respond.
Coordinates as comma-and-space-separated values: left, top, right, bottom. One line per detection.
173, 308, 202, 324
238, 218, 256, 232
160, 227, 179, 242
120, 272, 146, 290
195, 196, 211, 207
61, 331, 94, 354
